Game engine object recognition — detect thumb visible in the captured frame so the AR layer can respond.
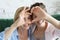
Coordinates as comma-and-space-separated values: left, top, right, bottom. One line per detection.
32, 18, 40, 23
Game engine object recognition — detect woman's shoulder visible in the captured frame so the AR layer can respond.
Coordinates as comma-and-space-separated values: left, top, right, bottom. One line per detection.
0, 27, 18, 40
0, 31, 5, 40
0, 27, 10, 40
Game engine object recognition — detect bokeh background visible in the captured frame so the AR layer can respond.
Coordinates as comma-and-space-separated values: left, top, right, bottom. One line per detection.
0, 0, 60, 32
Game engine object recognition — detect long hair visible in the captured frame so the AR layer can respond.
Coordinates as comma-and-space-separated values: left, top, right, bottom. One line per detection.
14, 7, 24, 22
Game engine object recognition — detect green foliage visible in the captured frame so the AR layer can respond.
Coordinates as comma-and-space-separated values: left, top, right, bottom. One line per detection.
0, 19, 13, 32
52, 14, 60, 21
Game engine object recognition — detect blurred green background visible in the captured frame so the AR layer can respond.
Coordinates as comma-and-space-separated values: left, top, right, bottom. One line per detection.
0, 19, 13, 32
0, 14, 60, 32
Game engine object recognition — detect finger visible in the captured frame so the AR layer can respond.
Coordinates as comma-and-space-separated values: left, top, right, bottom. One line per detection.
35, 6, 44, 12
32, 18, 40, 23
31, 7, 38, 14
31, 7, 35, 13
35, 6, 40, 8
40, 21, 46, 27
35, 6, 42, 11
25, 8, 32, 15
23, 7, 27, 10
26, 12, 32, 17
25, 8, 30, 12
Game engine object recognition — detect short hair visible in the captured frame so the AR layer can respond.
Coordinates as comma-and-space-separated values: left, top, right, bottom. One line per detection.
28, 2, 47, 20
30, 2, 46, 12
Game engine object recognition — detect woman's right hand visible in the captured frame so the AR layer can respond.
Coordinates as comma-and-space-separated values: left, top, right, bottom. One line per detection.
15, 7, 32, 29
31, 6, 47, 23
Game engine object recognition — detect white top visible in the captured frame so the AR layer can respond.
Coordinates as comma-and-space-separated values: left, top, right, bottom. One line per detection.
45, 22, 60, 40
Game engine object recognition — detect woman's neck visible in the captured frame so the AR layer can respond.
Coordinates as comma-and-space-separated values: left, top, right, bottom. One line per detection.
33, 21, 48, 40
17, 27, 28, 40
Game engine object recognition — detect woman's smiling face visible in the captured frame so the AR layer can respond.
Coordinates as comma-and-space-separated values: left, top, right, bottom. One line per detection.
29, 2, 47, 25
31, 6, 46, 24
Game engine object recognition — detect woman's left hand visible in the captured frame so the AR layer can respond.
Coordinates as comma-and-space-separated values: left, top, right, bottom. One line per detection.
31, 6, 47, 23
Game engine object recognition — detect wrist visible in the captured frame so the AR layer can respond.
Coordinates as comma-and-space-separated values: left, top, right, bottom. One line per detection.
43, 13, 48, 20
44, 14, 60, 29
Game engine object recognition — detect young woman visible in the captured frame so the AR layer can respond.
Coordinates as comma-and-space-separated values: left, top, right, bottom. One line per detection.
31, 3, 60, 40
29, 3, 48, 40
2, 7, 32, 40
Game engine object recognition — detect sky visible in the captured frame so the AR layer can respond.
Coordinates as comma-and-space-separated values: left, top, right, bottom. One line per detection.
0, 0, 60, 19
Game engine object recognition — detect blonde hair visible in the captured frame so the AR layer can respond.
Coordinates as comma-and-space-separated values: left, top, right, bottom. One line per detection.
14, 7, 29, 22
14, 7, 24, 22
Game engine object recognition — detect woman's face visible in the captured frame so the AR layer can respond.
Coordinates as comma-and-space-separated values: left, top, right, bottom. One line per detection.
31, 6, 45, 25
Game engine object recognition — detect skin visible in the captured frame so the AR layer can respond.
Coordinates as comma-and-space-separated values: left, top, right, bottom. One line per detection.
31, 6, 60, 29
33, 20, 48, 40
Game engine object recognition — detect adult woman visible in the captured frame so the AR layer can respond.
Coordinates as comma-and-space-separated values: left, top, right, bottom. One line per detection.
31, 2, 60, 40
29, 3, 48, 40
2, 7, 32, 40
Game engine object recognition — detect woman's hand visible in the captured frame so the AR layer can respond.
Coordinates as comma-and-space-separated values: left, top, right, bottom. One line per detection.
16, 7, 32, 29
31, 6, 47, 23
